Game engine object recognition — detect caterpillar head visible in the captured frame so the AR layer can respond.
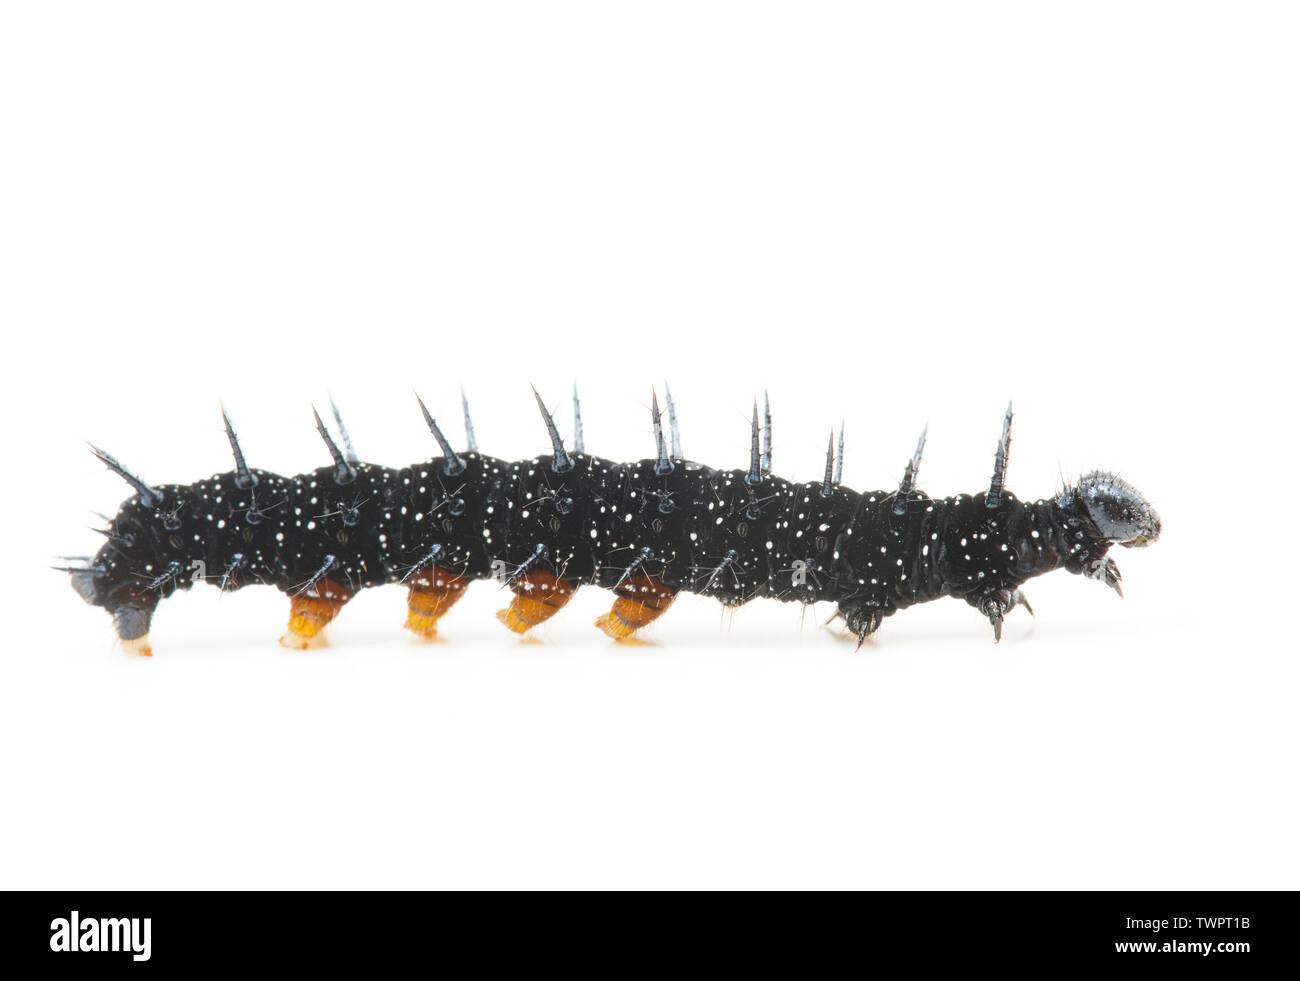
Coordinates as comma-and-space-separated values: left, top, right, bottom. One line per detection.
1060, 471, 1161, 548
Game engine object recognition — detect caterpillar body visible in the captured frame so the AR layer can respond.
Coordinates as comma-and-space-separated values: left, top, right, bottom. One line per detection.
66, 388, 1161, 656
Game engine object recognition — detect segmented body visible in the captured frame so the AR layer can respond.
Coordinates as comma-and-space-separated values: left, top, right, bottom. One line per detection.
70, 392, 1160, 654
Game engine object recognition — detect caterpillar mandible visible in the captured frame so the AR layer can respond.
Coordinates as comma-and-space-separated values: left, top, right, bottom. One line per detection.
65, 387, 1161, 656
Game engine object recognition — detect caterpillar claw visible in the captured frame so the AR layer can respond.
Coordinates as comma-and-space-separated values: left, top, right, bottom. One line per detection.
1087, 557, 1123, 598
842, 607, 883, 650
972, 586, 1037, 643
977, 590, 1014, 643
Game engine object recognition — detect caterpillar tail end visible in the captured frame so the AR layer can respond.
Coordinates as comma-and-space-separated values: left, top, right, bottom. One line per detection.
495, 571, 576, 635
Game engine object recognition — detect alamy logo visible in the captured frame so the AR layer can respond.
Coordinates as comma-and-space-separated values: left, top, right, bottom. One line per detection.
49, 911, 151, 962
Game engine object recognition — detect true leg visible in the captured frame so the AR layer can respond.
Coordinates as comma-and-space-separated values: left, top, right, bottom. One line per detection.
970, 587, 1033, 643
840, 605, 885, 650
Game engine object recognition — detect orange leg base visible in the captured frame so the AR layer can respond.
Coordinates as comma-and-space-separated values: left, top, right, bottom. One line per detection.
595, 573, 676, 640
496, 570, 577, 634
404, 567, 469, 639
280, 578, 354, 649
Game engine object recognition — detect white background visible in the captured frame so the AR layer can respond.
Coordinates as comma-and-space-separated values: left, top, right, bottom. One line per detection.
1, 2, 1295, 889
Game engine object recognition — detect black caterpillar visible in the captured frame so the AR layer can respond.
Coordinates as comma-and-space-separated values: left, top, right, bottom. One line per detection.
65, 388, 1161, 655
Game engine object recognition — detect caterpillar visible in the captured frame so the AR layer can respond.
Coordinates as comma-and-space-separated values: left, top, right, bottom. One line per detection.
65, 387, 1161, 656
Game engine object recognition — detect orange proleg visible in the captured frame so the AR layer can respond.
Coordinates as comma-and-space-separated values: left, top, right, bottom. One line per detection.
496, 570, 577, 634
280, 578, 355, 649
595, 572, 676, 640
404, 566, 469, 639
